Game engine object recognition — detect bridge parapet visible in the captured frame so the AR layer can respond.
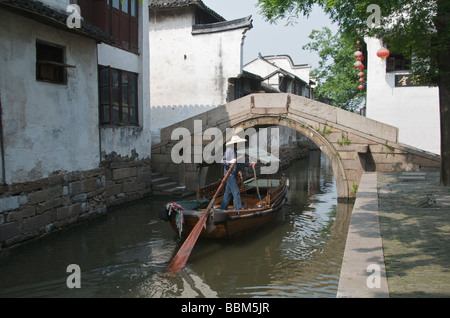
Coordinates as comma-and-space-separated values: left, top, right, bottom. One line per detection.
152, 93, 440, 198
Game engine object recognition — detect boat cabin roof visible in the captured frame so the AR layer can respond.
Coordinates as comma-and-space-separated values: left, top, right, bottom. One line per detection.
244, 179, 281, 188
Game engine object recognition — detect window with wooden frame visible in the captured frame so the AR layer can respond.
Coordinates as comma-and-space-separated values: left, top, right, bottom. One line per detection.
77, 0, 139, 53
99, 66, 138, 126
384, 44, 411, 72
293, 80, 304, 96
305, 86, 311, 99
36, 42, 74, 84
233, 78, 244, 100
386, 52, 411, 72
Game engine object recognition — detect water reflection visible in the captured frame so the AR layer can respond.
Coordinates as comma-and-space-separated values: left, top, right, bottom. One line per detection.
0, 151, 352, 298
187, 151, 352, 298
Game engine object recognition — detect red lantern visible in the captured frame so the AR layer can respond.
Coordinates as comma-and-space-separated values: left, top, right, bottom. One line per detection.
358, 71, 365, 77
359, 78, 364, 83
357, 56, 364, 61
358, 85, 365, 90
354, 61, 363, 68
359, 64, 365, 70
377, 47, 390, 59
354, 50, 363, 58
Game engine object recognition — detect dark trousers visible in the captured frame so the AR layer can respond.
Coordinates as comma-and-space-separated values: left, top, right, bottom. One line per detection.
219, 176, 242, 210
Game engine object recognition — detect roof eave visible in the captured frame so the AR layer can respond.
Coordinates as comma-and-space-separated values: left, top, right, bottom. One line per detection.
192, 15, 253, 35
0, 0, 114, 44
149, 0, 226, 22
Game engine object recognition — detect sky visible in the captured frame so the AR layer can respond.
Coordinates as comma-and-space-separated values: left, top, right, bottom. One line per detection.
201, 0, 339, 69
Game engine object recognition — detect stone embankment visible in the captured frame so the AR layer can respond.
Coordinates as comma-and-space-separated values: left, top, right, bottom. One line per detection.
0, 158, 152, 256
337, 173, 389, 297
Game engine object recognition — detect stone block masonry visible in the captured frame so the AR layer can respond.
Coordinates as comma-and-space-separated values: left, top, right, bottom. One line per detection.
0, 159, 152, 256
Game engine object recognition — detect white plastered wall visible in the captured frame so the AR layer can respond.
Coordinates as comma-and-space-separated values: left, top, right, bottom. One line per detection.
365, 37, 440, 154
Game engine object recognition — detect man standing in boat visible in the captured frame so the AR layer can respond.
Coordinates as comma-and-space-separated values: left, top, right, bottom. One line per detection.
220, 135, 256, 210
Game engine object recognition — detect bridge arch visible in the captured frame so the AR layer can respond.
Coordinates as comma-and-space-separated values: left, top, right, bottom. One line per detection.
151, 93, 440, 198
228, 117, 349, 198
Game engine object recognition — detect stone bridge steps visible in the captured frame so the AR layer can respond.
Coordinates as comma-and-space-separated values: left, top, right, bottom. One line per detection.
151, 171, 194, 197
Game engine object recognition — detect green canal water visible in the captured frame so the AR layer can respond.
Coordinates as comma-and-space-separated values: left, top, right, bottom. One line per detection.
0, 151, 353, 298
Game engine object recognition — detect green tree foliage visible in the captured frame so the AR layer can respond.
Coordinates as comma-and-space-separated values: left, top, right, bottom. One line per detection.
257, 0, 450, 186
257, 0, 448, 85
303, 27, 364, 111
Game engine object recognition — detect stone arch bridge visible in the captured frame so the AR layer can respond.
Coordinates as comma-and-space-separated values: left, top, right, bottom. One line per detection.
151, 93, 439, 198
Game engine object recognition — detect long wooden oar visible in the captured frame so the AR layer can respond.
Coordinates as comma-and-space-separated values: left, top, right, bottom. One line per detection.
165, 161, 237, 275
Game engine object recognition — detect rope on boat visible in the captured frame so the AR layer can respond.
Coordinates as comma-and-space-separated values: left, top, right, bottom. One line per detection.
166, 202, 184, 237
252, 165, 263, 207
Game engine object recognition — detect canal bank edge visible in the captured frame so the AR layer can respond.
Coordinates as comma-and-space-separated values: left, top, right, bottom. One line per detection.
0, 158, 153, 257
337, 172, 390, 298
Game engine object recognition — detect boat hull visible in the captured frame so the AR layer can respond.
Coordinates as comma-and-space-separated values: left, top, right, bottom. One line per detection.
162, 175, 289, 239
168, 200, 286, 239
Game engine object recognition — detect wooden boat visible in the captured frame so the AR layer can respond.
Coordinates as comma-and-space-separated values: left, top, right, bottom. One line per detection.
160, 174, 289, 239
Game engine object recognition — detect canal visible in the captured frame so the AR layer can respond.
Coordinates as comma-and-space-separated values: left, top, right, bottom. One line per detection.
0, 151, 353, 298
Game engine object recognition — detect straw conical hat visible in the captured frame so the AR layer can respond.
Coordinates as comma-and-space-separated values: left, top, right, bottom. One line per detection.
226, 135, 247, 146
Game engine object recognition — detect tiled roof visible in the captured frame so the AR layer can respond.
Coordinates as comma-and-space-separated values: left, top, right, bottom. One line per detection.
0, 0, 114, 43
149, 0, 225, 22
192, 16, 253, 34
